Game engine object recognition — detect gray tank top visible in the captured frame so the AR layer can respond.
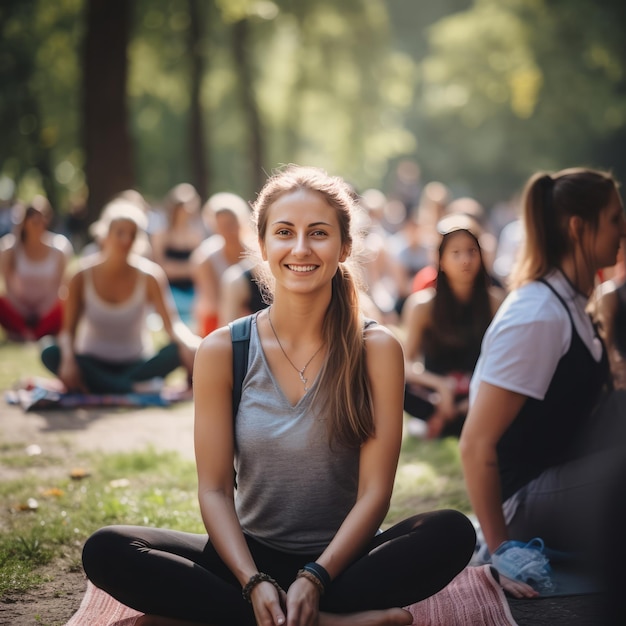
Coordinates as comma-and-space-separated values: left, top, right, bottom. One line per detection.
234, 314, 360, 554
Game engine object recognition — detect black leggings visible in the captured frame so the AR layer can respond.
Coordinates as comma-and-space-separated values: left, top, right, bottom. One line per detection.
82, 509, 475, 625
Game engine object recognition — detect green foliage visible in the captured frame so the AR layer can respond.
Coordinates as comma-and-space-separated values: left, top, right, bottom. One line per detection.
0, 0, 84, 209
1, 0, 625, 217
413, 0, 626, 204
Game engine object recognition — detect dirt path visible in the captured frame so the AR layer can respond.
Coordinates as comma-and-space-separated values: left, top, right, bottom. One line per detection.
1, 400, 195, 461
0, 399, 195, 626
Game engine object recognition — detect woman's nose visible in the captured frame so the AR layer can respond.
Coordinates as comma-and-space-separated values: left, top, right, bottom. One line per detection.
292, 234, 310, 256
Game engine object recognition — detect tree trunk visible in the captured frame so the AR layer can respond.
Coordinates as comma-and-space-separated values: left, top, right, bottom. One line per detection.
231, 18, 265, 194
188, 0, 209, 201
83, 0, 134, 225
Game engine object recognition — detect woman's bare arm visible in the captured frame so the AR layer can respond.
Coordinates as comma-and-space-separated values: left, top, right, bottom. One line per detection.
459, 382, 537, 598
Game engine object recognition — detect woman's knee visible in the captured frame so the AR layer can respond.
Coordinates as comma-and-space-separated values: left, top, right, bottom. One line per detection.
414, 509, 477, 556
82, 526, 136, 582
40, 344, 61, 373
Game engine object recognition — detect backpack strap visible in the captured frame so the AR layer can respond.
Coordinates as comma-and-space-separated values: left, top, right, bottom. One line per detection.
229, 314, 253, 418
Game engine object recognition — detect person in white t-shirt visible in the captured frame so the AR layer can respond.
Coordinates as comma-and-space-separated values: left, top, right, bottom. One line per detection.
460, 168, 626, 599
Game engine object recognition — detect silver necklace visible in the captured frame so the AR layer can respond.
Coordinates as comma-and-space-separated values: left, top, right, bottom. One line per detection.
267, 308, 323, 392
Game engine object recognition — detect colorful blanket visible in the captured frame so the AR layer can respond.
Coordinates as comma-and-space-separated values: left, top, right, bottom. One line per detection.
66, 566, 517, 626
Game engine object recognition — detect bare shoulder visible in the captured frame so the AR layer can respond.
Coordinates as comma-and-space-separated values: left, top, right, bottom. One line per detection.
49, 232, 74, 258
596, 279, 618, 301
222, 262, 247, 286
194, 326, 233, 384
364, 322, 403, 358
403, 287, 435, 311
364, 323, 404, 393
0, 233, 15, 251
131, 255, 169, 291
132, 253, 162, 276
194, 326, 233, 372
66, 264, 86, 294
191, 235, 223, 265
401, 288, 435, 326
594, 282, 619, 317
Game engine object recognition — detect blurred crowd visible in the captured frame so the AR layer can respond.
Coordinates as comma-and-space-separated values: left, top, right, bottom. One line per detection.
1, 161, 624, 436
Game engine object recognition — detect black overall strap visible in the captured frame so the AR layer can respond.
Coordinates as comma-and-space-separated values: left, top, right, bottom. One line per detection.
538, 278, 575, 325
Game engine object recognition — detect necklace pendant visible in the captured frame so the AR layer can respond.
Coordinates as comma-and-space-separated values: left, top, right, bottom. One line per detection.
298, 369, 309, 391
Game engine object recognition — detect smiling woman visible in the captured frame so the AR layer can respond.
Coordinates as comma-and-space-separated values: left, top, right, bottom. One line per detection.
80, 165, 476, 626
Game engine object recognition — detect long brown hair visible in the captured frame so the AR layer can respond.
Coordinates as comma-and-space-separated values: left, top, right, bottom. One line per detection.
428, 229, 492, 362
510, 168, 618, 289
252, 165, 373, 448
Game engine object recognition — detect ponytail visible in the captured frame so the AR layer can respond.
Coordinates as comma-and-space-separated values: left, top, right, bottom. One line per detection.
316, 265, 374, 448
510, 168, 617, 289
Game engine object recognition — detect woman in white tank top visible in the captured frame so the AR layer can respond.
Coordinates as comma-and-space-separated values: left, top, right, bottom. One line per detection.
40, 199, 201, 395
0, 198, 69, 341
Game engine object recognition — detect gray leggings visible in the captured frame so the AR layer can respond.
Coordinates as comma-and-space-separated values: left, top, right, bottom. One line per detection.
504, 390, 626, 554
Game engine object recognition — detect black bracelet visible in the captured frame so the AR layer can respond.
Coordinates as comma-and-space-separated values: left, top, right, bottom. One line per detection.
241, 572, 282, 603
302, 562, 331, 592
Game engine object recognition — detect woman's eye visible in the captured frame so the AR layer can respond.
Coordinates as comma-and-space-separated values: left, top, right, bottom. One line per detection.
276, 229, 291, 236
311, 230, 327, 237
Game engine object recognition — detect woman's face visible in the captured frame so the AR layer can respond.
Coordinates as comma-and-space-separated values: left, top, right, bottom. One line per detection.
439, 230, 482, 284
23, 208, 48, 235
259, 189, 349, 297
105, 219, 138, 255
215, 210, 240, 239
588, 190, 626, 271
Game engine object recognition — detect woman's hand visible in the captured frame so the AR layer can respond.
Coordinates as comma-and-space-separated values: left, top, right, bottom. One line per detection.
427, 379, 458, 438
438, 377, 459, 417
250, 581, 287, 626
498, 573, 540, 599
284, 576, 321, 626
58, 356, 87, 393
177, 339, 199, 373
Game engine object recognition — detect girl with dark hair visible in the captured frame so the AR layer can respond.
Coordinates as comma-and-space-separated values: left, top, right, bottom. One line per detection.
402, 214, 504, 439
460, 168, 626, 598
81, 165, 475, 626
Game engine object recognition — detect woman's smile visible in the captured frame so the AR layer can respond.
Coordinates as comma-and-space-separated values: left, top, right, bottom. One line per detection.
286, 264, 318, 273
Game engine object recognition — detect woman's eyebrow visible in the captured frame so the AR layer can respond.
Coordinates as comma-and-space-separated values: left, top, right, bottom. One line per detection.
270, 220, 333, 227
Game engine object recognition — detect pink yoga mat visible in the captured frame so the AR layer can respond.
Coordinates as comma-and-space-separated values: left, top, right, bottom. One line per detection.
67, 565, 517, 626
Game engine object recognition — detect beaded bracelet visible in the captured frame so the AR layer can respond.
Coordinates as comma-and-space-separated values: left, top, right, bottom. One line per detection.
241, 572, 282, 603
297, 569, 325, 595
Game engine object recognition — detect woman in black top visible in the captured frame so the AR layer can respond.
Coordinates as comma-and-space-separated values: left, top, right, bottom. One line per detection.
402, 215, 504, 438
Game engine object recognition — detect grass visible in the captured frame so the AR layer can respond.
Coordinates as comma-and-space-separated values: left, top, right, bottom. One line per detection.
0, 339, 471, 602
0, 340, 50, 391
0, 447, 203, 599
